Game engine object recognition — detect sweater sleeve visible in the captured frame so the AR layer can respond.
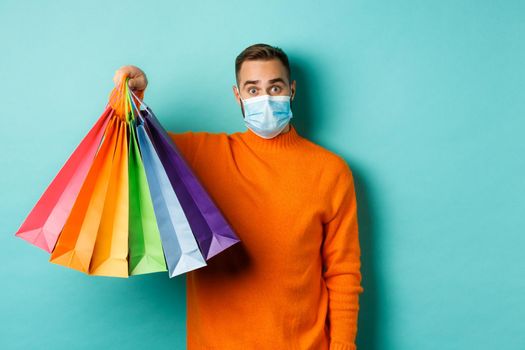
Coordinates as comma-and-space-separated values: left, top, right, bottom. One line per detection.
322, 161, 364, 350
167, 130, 198, 167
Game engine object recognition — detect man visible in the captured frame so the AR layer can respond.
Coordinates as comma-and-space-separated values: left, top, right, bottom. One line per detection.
114, 43, 364, 350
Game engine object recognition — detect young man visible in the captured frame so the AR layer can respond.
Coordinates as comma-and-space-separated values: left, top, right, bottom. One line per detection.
114, 43, 364, 350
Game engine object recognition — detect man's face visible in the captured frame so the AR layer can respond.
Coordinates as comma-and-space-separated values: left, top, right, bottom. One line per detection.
233, 59, 296, 108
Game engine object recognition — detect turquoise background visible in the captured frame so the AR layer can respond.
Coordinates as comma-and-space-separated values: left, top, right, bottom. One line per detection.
1, 1, 523, 349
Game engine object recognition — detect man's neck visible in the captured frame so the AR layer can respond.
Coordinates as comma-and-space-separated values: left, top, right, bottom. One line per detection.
280, 123, 291, 135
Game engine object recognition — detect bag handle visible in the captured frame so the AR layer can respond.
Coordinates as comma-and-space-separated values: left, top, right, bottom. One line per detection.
108, 75, 145, 123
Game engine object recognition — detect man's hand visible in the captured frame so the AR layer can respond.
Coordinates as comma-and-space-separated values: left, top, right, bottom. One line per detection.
113, 65, 148, 95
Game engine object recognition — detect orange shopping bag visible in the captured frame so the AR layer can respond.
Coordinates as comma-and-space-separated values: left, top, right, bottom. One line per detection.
89, 117, 129, 277
49, 117, 124, 275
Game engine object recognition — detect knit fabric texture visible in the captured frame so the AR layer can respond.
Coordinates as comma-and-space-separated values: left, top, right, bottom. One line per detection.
168, 123, 364, 349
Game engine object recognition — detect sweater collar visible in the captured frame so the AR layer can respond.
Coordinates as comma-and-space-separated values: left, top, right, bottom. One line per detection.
240, 123, 303, 152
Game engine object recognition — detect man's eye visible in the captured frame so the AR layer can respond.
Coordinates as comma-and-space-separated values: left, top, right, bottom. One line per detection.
248, 88, 257, 94
271, 86, 281, 93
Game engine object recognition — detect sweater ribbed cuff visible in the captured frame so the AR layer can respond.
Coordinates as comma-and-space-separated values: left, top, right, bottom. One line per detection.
330, 340, 356, 350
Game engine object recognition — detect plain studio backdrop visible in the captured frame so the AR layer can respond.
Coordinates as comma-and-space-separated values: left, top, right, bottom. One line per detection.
1, 1, 523, 349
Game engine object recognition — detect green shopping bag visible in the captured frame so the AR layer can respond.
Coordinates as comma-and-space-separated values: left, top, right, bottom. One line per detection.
128, 121, 167, 275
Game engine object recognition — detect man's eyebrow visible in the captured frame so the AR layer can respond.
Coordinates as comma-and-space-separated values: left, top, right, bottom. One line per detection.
242, 78, 287, 87
268, 78, 286, 84
243, 80, 260, 87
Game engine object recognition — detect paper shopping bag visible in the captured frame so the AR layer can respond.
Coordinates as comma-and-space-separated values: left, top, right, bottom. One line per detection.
136, 119, 207, 278
128, 121, 167, 275
15, 108, 112, 252
49, 117, 120, 273
17, 74, 242, 279
88, 117, 129, 277
141, 108, 240, 260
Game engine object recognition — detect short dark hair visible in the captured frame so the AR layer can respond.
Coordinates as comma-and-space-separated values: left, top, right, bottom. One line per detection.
235, 43, 291, 85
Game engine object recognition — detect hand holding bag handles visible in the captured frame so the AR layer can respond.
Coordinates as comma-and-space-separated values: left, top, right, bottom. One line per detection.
16, 76, 241, 278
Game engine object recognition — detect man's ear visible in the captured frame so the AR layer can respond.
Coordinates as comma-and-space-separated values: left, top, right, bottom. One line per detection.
290, 80, 297, 101
233, 85, 241, 106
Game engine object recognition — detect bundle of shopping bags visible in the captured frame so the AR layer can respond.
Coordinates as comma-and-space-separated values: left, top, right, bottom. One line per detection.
15, 77, 240, 278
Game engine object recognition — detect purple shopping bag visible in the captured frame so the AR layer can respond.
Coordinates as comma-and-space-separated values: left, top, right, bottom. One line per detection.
139, 107, 240, 260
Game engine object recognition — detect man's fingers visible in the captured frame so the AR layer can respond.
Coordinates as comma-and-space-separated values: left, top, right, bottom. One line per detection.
113, 71, 122, 85
128, 76, 147, 91
113, 70, 130, 85
128, 78, 140, 90
113, 65, 147, 91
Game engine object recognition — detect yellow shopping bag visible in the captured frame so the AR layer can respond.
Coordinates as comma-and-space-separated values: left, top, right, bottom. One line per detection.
89, 117, 129, 277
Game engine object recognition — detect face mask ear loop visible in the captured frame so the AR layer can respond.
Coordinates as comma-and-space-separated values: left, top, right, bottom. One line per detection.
237, 85, 244, 102
284, 89, 294, 120
237, 86, 246, 118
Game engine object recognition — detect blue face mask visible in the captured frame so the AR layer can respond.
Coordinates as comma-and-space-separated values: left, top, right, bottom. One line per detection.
238, 88, 293, 139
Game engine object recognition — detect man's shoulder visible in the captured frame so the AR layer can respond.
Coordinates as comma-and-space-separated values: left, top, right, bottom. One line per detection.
300, 137, 352, 174
168, 130, 229, 144
167, 130, 230, 162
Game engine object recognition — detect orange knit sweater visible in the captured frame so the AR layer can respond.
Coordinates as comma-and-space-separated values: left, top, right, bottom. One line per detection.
168, 124, 364, 350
